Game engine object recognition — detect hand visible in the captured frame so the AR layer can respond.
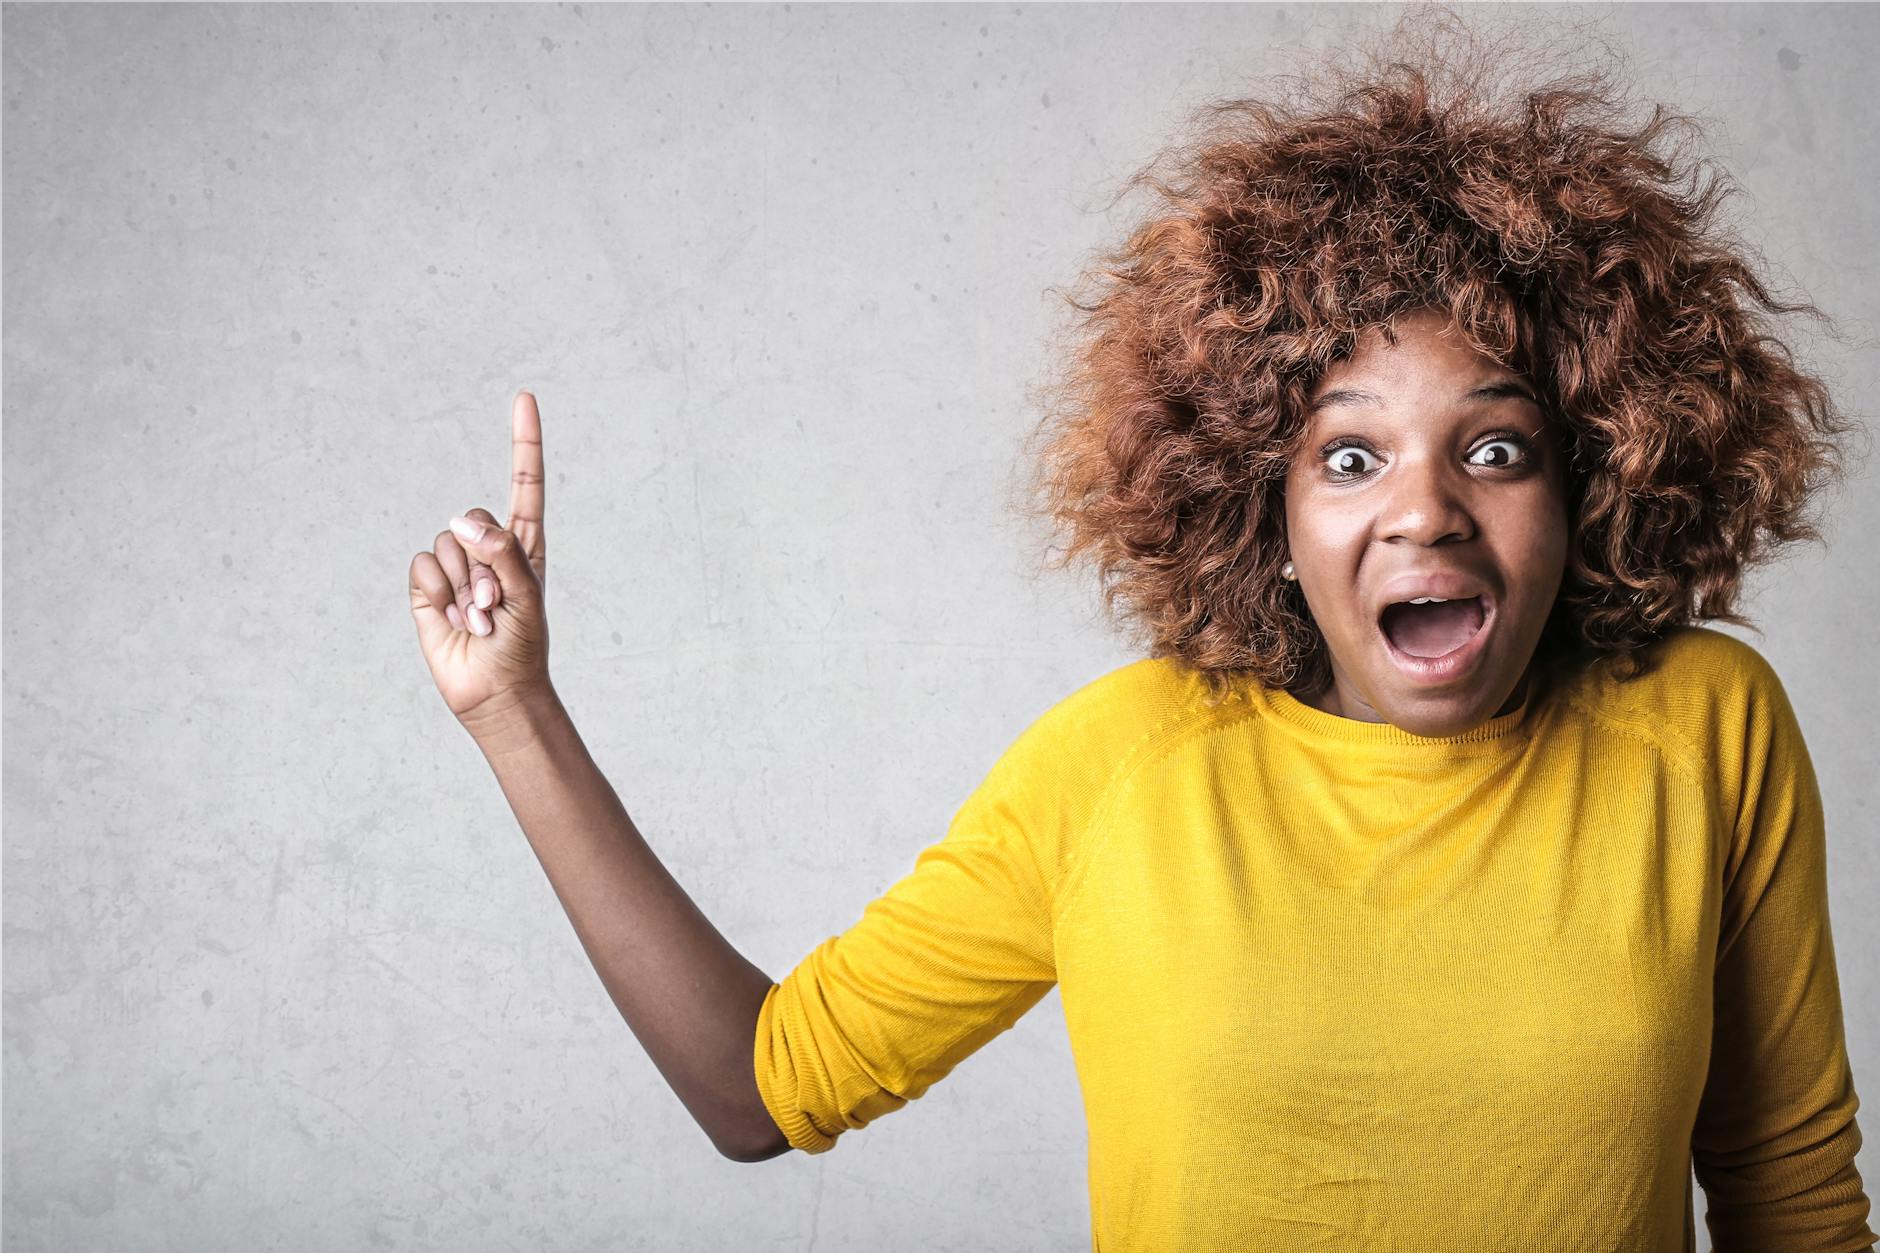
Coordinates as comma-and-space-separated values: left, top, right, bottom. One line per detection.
408, 391, 553, 732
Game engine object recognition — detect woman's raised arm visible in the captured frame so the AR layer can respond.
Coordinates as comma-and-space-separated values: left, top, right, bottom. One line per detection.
407, 392, 789, 1162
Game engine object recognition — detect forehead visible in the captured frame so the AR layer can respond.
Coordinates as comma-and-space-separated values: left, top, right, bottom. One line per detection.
1304, 317, 1538, 422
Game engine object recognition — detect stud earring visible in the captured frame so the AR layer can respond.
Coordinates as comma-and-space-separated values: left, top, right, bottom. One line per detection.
1281, 560, 1297, 581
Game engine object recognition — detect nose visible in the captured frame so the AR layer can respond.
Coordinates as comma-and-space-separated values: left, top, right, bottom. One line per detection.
1381, 453, 1475, 546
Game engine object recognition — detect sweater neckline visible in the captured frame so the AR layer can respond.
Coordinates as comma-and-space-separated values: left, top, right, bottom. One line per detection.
1254, 678, 1538, 747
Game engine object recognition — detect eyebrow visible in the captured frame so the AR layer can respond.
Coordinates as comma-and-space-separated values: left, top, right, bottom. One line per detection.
1308, 379, 1539, 411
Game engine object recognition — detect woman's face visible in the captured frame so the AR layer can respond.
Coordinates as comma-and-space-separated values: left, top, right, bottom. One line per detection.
1281, 308, 1569, 737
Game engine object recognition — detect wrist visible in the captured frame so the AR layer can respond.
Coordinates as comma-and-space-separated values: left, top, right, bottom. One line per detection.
462, 683, 566, 758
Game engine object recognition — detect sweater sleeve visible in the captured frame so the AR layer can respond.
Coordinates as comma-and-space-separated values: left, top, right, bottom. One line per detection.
1691, 654, 1876, 1250
751, 734, 1060, 1154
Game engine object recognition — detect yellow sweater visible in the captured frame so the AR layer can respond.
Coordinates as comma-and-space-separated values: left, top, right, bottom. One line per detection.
753, 626, 1874, 1251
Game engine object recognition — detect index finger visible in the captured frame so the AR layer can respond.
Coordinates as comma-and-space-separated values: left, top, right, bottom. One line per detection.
508, 390, 545, 532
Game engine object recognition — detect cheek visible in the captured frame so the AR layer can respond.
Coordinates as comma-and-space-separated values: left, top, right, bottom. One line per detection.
1288, 498, 1369, 573
1493, 496, 1571, 606
1283, 491, 1371, 634
1284, 478, 1347, 548
1530, 478, 1571, 561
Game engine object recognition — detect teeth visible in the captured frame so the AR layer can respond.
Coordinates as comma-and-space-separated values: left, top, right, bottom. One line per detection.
1408, 596, 1449, 605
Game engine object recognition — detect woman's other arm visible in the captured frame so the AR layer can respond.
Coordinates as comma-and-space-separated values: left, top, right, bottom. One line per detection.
1691, 650, 1874, 1249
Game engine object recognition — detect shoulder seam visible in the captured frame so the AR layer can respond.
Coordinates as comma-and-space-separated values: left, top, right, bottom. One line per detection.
1558, 682, 1709, 791
1051, 695, 1264, 939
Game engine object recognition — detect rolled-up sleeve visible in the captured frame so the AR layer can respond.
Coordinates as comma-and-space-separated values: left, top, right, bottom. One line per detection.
1692, 659, 1875, 1249
753, 747, 1059, 1154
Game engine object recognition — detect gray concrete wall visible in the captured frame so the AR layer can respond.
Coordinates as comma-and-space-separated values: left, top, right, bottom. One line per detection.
5, 4, 1875, 1249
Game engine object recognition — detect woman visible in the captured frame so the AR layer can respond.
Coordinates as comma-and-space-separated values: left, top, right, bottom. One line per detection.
406, 32, 1874, 1253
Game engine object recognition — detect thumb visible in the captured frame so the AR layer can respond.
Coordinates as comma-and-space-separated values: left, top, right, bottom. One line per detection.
450, 515, 540, 607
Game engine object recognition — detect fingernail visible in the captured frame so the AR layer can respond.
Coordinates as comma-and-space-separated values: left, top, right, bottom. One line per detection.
475, 580, 493, 609
450, 516, 484, 543
446, 603, 465, 631
469, 604, 490, 636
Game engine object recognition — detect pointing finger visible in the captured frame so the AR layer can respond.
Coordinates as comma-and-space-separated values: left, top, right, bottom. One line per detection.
509, 391, 544, 540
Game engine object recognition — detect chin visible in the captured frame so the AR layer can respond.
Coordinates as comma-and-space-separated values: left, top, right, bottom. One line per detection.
1382, 696, 1501, 737
1364, 667, 1523, 737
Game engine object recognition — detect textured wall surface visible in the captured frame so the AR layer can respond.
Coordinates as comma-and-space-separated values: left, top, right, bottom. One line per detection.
5, 4, 1876, 1250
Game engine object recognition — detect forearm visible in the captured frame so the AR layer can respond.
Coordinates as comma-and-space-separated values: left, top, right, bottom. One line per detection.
470, 685, 788, 1161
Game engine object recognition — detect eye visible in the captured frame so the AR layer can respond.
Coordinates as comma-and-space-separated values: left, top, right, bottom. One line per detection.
1466, 436, 1531, 469
1321, 442, 1381, 477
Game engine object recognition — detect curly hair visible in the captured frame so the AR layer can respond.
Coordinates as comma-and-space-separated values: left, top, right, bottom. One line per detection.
1016, 10, 1858, 707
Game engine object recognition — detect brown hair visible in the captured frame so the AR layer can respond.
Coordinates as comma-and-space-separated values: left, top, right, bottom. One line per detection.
1016, 10, 1859, 706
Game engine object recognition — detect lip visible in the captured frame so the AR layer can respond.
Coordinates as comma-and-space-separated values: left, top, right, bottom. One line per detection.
1373, 575, 1498, 685
1372, 571, 1493, 614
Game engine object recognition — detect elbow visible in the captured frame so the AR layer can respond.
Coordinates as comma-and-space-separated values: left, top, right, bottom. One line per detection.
714, 1060, 796, 1162
716, 1124, 794, 1164
710, 1088, 794, 1162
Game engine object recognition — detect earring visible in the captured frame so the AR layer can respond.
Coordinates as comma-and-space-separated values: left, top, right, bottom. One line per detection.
1282, 560, 1297, 581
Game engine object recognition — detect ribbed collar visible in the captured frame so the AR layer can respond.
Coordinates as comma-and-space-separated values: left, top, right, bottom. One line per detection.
1249, 676, 1542, 751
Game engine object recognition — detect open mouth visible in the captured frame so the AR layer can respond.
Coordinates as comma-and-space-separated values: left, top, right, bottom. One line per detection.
1376, 594, 1494, 680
